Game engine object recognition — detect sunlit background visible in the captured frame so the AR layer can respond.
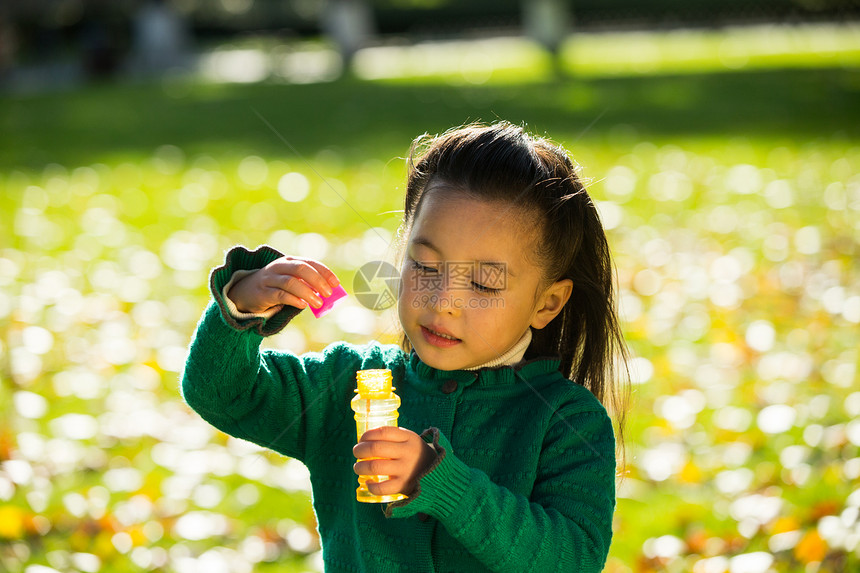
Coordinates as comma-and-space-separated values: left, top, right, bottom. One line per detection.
1, 1, 860, 572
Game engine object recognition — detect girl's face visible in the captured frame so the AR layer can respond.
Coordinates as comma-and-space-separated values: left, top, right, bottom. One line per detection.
398, 188, 570, 371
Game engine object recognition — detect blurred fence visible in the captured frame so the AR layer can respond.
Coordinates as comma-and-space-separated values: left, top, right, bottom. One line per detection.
4, 0, 860, 50
3, 0, 858, 91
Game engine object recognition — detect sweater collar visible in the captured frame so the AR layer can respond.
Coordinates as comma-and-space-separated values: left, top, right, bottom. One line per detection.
464, 328, 532, 371
408, 348, 561, 387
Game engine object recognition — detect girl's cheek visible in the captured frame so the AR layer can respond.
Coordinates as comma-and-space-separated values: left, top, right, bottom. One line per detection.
399, 269, 414, 297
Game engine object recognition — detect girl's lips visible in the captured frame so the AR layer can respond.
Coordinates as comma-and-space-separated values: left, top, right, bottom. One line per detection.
420, 325, 462, 348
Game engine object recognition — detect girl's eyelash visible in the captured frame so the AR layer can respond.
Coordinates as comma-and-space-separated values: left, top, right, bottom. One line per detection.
472, 282, 501, 295
410, 258, 501, 295
409, 259, 438, 273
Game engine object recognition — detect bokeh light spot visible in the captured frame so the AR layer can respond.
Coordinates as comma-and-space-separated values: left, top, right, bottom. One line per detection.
745, 320, 776, 352
278, 172, 311, 202
237, 156, 269, 187
757, 405, 796, 434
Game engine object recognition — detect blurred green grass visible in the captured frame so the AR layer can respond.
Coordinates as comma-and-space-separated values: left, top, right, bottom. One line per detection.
2, 24, 860, 573
3, 65, 859, 170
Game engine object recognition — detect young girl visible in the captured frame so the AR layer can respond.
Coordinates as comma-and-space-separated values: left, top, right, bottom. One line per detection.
182, 122, 629, 572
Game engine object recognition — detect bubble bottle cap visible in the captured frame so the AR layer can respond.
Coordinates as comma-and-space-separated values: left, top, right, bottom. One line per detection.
355, 369, 394, 398
311, 284, 348, 318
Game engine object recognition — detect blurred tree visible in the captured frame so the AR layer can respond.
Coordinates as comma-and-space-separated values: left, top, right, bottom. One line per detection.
0, 13, 17, 84
79, 2, 125, 80
522, 0, 570, 72
130, 0, 190, 75
321, 0, 376, 73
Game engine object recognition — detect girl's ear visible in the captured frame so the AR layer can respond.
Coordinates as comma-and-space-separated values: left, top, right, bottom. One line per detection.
531, 278, 573, 330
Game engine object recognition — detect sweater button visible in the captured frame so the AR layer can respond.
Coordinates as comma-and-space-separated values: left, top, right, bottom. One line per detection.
441, 379, 458, 394
418, 512, 429, 522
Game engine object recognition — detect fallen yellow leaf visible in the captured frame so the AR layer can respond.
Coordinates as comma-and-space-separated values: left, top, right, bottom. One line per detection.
0, 506, 27, 539
770, 516, 800, 535
794, 530, 827, 563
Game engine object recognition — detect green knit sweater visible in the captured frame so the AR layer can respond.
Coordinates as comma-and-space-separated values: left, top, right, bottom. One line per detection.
181, 246, 616, 572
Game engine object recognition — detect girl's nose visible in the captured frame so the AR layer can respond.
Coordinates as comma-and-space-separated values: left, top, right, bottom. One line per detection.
429, 279, 462, 316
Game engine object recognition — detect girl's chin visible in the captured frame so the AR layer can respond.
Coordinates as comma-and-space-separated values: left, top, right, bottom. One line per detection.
411, 346, 486, 372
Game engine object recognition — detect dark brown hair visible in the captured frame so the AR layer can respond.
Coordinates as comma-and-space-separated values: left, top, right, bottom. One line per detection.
398, 121, 630, 460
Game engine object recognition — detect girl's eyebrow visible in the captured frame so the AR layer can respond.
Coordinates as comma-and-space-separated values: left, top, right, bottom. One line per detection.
411, 236, 515, 277
411, 236, 440, 253
478, 261, 513, 277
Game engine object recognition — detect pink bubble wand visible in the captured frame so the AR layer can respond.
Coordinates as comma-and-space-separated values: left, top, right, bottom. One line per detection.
311, 284, 348, 318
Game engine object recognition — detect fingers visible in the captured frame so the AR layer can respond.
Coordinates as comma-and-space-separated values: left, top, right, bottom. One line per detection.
352, 440, 408, 495
353, 432, 409, 461
304, 259, 341, 289
353, 459, 409, 497
352, 427, 411, 460
365, 476, 407, 497
264, 257, 342, 309
353, 457, 400, 478
358, 425, 409, 443
352, 427, 436, 497
268, 275, 325, 309
226, 255, 342, 314
265, 287, 310, 311
271, 257, 339, 295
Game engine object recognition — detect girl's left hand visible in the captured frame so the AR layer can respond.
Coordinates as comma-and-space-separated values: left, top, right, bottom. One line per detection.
353, 426, 436, 497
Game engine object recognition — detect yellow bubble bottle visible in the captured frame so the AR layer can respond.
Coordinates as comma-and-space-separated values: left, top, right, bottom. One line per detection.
351, 369, 408, 503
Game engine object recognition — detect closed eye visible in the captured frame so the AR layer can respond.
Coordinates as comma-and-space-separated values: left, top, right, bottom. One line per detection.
409, 258, 439, 274
472, 281, 501, 295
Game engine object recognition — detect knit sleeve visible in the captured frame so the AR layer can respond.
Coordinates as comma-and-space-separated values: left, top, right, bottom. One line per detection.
208, 244, 304, 336
387, 405, 616, 573
181, 299, 369, 461
181, 245, 367, 461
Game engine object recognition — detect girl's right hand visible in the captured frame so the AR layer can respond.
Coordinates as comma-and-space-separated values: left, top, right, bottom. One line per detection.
227, 256, 341, 314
